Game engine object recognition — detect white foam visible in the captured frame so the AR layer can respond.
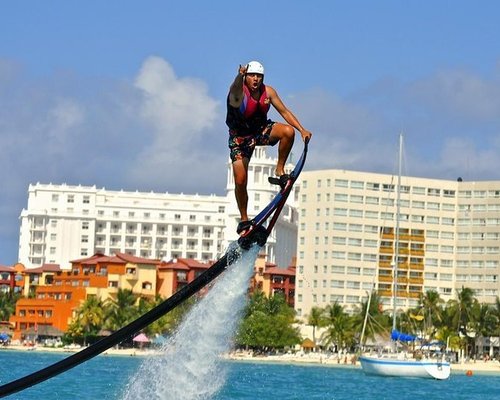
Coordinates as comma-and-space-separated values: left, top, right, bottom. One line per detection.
122, 243, 259, 400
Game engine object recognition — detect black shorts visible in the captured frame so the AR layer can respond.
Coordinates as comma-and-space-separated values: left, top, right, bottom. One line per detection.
228, 121, 276, 162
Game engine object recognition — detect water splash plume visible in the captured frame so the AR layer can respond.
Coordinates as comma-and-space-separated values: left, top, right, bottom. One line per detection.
122, 243, 260, 399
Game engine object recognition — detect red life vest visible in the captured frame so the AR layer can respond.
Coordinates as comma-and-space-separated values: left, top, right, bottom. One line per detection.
241, 84, 271, 118
226, 84, 271, 135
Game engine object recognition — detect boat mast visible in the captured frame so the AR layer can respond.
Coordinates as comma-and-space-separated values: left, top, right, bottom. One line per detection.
392, 133, 403, 332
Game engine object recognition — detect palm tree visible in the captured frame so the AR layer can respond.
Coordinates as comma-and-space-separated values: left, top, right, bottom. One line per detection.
353, 291, 391, 345
141, 295, 194, 336
321, 302, 354, 351
73, 296, 106, 345
0, 292, 19, 321
104, 289, 139, 331
419, 290, 444, 337
447, 287, 478, 358
493, 297, 500, 336
307, 306, 324, 345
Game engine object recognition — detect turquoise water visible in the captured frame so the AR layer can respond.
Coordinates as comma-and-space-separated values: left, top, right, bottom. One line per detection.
0, 351, 498, 399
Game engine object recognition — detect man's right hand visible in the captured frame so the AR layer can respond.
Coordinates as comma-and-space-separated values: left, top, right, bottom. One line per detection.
238, 64, 247, 75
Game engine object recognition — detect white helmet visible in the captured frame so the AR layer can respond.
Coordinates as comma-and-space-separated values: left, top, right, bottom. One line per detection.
246, 61, 264, 75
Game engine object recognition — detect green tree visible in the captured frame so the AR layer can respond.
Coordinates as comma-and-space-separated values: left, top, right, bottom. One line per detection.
321, 302, 354, 350
236, 291, 301, 351
353, 291, 391, 345
419, 290, 444, 335
69, 295, 106, 345
140, 295, 194, 336
0, 292, 20, 321
447, 287, 478, 358
104, 289, 139, 331
307, 306, 325, 345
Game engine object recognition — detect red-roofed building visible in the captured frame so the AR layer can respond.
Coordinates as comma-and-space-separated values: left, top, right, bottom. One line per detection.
0, 265, 15, 293
157, 258, 211, 298
9, 252, 161, 341
251, 254, 296, 307
0, 263, 26, 295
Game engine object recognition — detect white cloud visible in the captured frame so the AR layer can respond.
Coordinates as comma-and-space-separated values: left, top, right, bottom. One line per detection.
409, 69, 500, 121
129, 57, 223, 189
46, 98, 85, 153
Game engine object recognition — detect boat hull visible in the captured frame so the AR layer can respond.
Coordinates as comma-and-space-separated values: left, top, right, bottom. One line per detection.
359, 355, 451, 380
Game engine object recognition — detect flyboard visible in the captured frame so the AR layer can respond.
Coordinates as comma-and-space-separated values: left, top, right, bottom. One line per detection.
0, 138, 309, 398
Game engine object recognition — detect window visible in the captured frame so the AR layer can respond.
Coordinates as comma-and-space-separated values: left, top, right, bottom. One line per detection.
67, 194, 75, 203
427, 202, 440, 210
334, 193, 348, 202
334, 208, 347, 216
365, 196, 379, 205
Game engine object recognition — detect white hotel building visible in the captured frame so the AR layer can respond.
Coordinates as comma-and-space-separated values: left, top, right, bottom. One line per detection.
17, 158, 500, 317
295, 169, 500, 319
18, 148, 298, 270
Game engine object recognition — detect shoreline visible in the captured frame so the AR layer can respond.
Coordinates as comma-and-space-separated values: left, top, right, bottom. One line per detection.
227, 351, 500, 375
2, 345, 499, 375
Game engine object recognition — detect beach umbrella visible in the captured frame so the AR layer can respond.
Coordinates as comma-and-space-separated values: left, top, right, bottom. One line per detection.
23, 325, 64, 337
301, 338, 316, 351
132, 333, 150, 343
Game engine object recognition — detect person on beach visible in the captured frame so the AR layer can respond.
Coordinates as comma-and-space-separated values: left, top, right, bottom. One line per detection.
226, 61, 312, 234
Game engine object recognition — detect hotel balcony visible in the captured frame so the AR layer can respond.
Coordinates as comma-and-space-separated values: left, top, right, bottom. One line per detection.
411, 234, 425, 242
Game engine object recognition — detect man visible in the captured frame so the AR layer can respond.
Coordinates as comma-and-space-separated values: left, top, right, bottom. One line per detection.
226, 61, 312, 234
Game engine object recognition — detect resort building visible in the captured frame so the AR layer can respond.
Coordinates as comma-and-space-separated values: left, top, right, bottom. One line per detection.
157, 257, 211, 298
9, 252, 160, 340
0, 264, 17, 294
251, 254, 296, 307
295, 169, 500, 320
18, 148, 298, 270
0, 263, 38, 295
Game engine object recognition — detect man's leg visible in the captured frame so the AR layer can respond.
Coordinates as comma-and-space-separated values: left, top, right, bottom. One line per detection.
232, 157, 250, 221
269, 123, 295, 176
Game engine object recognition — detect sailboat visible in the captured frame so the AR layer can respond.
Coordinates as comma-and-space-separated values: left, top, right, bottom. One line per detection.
358, 134, 451, 380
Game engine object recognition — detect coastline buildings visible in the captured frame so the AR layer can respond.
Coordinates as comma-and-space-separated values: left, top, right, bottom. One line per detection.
14, 154, 500, 322
18, 148, 298, 270
9, 253, 161, 340
7, 253, 297, 341
295, 169, 500, 320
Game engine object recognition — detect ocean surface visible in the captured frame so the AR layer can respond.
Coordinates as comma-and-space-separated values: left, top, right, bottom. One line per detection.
0, 351, 498, 400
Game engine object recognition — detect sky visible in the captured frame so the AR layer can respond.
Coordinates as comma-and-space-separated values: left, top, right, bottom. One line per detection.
1, 1, 500, 264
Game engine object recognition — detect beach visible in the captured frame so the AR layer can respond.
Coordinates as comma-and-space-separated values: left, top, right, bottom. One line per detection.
3, 344, 498, 375
1, 343, 157, 357
227, 349, 500, 374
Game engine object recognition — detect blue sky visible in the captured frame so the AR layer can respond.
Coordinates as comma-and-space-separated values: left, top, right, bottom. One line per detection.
1, 1, 500, 264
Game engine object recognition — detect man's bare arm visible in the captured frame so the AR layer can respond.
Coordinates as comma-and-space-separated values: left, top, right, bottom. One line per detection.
228, 65, 247, 108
